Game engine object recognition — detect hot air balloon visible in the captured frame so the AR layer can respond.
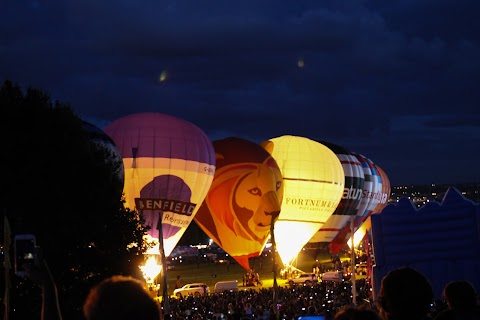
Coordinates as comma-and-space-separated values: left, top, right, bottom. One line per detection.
309, 141, 365, 243
104, 112, 216, 257
351, 164, 391, 246
261, 135, 345, 266
373, 165, 391, 214
350, 164, 391, 281
194, 137, 283, 271
82, 121, 125, 199
329, 153, 385, 254
352, 153, 383, 221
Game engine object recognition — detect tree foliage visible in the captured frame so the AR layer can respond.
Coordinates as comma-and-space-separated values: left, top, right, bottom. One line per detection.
0, 80, 151, 319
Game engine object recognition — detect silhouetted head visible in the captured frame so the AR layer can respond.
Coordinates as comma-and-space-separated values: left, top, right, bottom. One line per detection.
83, 275, 161, 320
443, 280, 477, 310
377, 267, 433, 320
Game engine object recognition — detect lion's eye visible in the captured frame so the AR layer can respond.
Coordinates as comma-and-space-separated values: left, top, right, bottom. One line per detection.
248, 187, 262, 196
276, 181, 282, 191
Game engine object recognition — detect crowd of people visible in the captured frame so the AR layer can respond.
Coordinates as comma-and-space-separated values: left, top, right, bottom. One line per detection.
166, 280, 362, 320
23, 253, 480, 320
164, 267, 480, 320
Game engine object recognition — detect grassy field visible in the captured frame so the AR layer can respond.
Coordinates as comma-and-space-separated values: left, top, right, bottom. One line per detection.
162, 249, 340, 295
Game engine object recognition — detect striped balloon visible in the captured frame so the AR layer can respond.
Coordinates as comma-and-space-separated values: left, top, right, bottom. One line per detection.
310, 142, 365, 243
329, 153, 383, 255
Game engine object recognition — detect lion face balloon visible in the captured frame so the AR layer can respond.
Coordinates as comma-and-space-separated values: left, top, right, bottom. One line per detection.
194, 137, 284, 270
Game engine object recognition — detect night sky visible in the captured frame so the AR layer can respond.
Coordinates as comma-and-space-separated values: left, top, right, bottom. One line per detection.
2, 1, 479, 186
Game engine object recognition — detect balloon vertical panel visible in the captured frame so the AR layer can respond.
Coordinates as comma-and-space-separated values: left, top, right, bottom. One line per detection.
195, 137, 283, 271
353, 153, 382, 224
372, 165, 391, 215
105, 112, 216, 257
352, 165, 391, 240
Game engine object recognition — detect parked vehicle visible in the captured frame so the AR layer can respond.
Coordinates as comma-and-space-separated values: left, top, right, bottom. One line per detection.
287, 272, 318, 286
320, 271, 343, 282
214, 256, 235, 264
214, 280, 239, 293
173, 283, 210, 298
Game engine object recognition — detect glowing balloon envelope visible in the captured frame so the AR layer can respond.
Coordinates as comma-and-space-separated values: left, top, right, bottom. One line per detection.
195, 137, 283, 270
261, 135, 344, 265
353, 153, 383, 221
373, 165, 391, 215
104, 112, 216, 257
352, 164, 391, 244
310, 142, 365, 243
329, 153, 385, 254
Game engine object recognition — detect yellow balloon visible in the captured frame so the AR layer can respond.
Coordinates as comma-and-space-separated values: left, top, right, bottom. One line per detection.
262, 135, 344, 265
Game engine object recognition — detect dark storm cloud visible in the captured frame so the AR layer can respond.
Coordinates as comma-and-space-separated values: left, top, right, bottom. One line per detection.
1, 0, 479, 185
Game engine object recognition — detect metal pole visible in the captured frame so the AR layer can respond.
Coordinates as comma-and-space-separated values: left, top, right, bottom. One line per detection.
270, 215, 279, 320
157, 211, 170, 317
350, 217, 357, 306
4, 215, 11, 320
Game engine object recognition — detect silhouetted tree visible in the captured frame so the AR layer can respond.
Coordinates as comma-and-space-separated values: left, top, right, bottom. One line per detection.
0, 80, 151, 319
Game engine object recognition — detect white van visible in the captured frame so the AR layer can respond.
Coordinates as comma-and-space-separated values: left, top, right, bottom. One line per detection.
214, 280, 239, 293
321, 271, 343, 282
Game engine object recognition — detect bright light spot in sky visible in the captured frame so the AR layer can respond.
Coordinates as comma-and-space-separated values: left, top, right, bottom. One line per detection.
159, 71, 168, 82
297, 58, 305, 68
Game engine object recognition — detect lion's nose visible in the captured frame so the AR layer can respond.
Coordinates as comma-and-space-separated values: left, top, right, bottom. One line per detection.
262, 191, 281, 219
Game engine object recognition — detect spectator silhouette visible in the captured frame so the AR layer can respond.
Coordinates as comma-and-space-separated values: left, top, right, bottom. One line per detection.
334, 305, 382, 320
23, 250, 63, 320
434, 280, 480, 320
307, 305, 317, 314
175, 274, 181, 290
377, 267, 433, 320
83, 275, 162, 320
